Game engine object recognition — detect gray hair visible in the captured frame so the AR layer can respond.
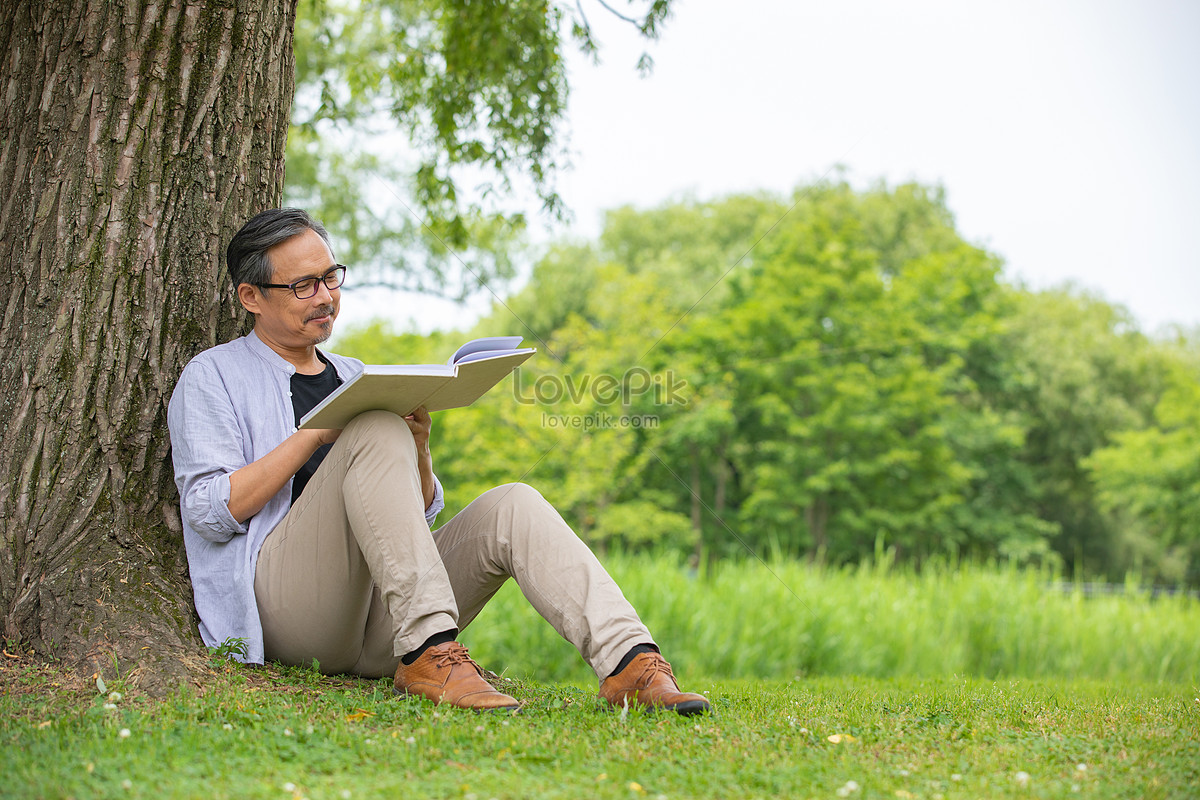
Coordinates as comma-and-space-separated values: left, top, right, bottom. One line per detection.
226, 208, 332, 288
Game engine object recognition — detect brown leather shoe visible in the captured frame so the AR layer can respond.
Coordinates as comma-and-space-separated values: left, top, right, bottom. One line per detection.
599, 652, 711, 716
393, 642, 519, 711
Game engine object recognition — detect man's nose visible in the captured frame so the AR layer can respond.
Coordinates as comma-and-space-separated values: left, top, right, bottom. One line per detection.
312, 278, 336, 303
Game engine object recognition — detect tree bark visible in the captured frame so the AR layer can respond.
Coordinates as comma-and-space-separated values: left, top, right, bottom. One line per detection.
0, 0, 296, 691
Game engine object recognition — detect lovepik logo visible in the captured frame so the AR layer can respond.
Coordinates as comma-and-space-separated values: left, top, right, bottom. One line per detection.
511, 367, 689, 407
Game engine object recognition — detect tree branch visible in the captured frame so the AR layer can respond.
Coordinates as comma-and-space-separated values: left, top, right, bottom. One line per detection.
593, 0, 640, 26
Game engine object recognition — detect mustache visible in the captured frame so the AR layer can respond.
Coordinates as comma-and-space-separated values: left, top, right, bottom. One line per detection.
306, 305, 336, 322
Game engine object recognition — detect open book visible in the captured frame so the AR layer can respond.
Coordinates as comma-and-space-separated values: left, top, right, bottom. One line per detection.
299, 337, 536, 430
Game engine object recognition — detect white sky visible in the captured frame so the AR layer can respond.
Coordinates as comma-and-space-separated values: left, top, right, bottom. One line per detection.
338, 0, 1200, 339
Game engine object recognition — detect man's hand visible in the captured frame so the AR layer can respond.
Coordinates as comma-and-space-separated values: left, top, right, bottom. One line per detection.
404, 407, 436, 509
228, 428, 340, 524
403, 406, 432, 450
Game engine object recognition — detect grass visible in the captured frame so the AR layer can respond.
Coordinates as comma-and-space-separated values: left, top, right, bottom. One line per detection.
3, 560, 1198, 798
2, 658, 1196, 799
459, 556, 1200, 684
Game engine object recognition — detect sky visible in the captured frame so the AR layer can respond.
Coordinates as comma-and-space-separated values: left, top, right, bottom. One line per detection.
338, 0, 1200, 339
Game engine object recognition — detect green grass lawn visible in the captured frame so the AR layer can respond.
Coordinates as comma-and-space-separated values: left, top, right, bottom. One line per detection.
2, 657, 1196, 800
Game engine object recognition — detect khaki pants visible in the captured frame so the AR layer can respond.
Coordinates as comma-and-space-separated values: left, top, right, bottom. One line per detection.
254, 410, 654, 681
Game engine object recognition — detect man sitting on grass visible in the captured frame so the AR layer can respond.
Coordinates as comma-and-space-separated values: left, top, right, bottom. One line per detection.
168, 208, 709, 715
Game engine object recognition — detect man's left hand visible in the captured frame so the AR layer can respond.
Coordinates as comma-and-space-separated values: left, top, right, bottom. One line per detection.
405, 406, 436, 509
404, 406, 432, 451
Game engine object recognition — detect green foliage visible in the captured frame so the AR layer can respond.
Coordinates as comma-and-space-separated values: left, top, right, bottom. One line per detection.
331, 320, 452, 364
207, 637, 250, 663
337, 180, 1193, 581
1085, 358, 1200, 583
591, 498, 694, 550
995, 289, 1184, 579
286, 0, 674, 297
698, 183, 1051, 564
498, 241, 603, 342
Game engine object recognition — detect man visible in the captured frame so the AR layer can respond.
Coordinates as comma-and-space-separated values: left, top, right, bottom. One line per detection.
168, 208, 709, 715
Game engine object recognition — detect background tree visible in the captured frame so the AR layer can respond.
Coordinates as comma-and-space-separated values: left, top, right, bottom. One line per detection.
286, 0, 672, 297
995, 288, 1176, 578
705, 183, 1053, 564
338, 182, 1194, 582
1085, 353, 1200, 583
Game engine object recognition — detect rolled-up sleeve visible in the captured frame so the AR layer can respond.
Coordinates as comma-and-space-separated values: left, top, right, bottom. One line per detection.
425, 474, 445, 527
168, 361, 252, 542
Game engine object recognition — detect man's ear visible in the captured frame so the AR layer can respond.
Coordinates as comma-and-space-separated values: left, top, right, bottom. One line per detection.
237, 283, 263, 315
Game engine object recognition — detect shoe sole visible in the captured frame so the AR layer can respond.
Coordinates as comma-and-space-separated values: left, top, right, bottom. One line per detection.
393, 686, 520, 712
667, 699, 712, 716
601, 697, 712, 716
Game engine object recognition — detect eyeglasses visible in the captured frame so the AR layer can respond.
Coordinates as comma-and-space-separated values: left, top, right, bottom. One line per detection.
257, 265, 347, 299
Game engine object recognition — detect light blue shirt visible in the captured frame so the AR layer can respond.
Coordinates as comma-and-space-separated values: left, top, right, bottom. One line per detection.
167, 330, 444, 663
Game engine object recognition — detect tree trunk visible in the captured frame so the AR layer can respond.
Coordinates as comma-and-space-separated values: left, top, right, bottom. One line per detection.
688, 442, 702, 563
710, 447, 728, 573
0, 0, 296, 691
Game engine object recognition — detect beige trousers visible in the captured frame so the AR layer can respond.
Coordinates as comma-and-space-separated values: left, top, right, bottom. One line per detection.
254, 410, 654, 681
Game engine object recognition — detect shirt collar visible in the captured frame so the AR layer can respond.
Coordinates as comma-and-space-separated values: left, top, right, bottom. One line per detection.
245, 329, 297, 376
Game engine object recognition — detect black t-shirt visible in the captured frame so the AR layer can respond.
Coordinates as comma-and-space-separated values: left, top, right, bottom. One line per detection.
290, 353, 342, 503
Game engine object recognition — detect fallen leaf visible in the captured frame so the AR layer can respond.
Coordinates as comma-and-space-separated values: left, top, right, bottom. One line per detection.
345, 709, 375, 722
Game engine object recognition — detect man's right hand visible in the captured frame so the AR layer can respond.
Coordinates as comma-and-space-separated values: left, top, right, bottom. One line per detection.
228, 427, 342, 523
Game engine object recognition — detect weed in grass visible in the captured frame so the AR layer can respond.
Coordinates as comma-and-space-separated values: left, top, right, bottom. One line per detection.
207, 636, 250, 664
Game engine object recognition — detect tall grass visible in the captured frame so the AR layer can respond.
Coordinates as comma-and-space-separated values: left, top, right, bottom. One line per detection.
459, 554, 1200, 685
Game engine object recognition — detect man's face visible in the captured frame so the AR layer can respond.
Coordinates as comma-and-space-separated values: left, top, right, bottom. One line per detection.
239, 228, 341, 350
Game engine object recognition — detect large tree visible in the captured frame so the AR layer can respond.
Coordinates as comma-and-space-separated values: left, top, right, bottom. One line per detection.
0, 0, 670, 689
1, 0, 295, 688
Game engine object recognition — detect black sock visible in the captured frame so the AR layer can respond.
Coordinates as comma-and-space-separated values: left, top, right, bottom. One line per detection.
608, 643, 659, 678
400, 628, 458, 665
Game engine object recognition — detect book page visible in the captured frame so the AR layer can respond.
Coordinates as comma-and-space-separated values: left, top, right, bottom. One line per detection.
421, 349, 535, 411
447, 336, 525, 365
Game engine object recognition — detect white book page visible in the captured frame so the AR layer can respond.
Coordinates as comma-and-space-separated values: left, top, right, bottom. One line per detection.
447, 336, 525, 365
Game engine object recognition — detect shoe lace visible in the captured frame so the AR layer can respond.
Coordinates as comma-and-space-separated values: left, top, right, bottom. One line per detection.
633, 653, 677, 688
432, 642, 478, 670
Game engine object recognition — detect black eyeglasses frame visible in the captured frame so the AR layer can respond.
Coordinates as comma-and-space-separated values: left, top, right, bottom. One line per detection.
256, 265, 347, 299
